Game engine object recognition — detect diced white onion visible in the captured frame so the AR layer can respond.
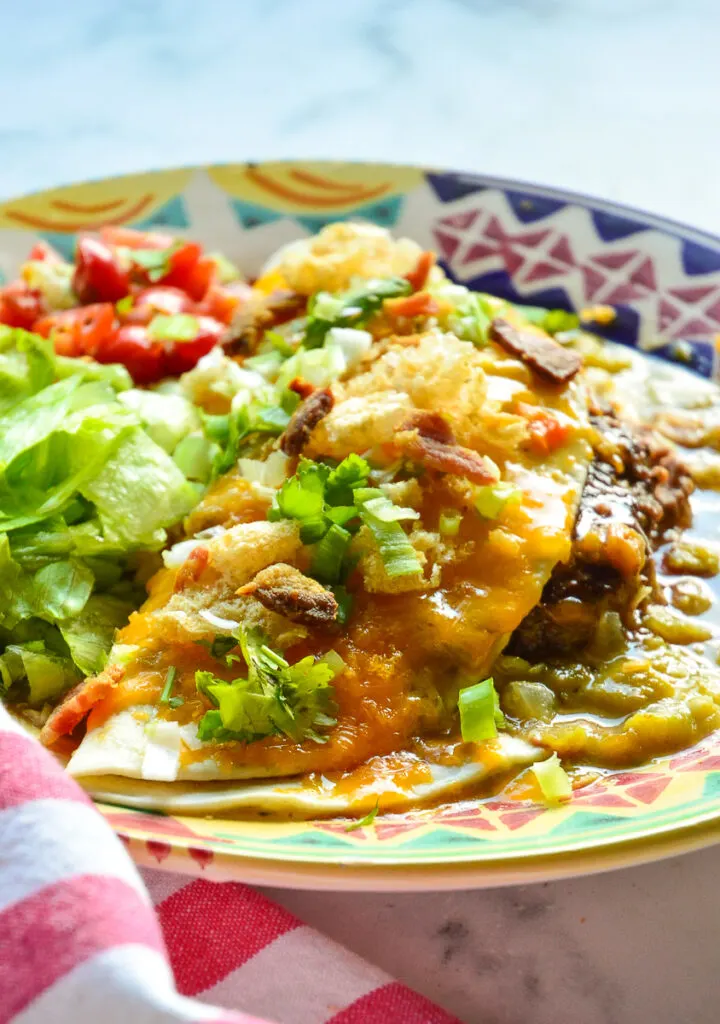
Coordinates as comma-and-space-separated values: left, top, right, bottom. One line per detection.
237, 450, 289, 491
326, 327, 373, 370
141, 720, 181, 782
162, 538, 201, 569
199, 608, 240, 632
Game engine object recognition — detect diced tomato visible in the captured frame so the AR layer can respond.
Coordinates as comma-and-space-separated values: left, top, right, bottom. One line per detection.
120, 285, 194, 325
405, 251, 436, 292
156, 241, 202, 292
0, 282, 45, 329
197, 282, 250, 324
162, 315, 225, 376
180, 255, 215, 302
93, 324, 165, 384
34, 303, 117, 357
517, 402, 570, 454
28, 240, 63, 263
74, 236, 131, 304
384, 290, 439, 319
100, 225, 173, 250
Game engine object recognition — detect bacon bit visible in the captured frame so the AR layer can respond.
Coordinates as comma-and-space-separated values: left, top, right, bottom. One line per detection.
489, 317, 583, 385
39, 664, 125, 747
281, 387, 334, 456
238, 563, 338, 626
384, 290, 440, 320
405, 251, 436, 292
517, 403, 571, 454
396, 429, 500, 485
221, 288, 306, 355
173, 546, 210, 593
288, 376, 316, 400
401, 410, 455, 445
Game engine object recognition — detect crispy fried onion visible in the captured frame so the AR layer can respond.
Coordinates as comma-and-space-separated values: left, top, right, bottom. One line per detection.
238, 563, 338, 626
395, 411, 500, 483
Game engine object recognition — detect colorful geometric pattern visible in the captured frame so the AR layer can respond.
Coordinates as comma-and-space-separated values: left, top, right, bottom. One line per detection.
3, 161, 720, 882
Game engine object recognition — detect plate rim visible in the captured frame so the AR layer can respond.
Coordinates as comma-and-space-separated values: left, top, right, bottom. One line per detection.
6, 158, 720, 887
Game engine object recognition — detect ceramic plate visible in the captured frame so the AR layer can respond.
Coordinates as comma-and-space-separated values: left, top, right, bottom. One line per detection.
5, 161, 720, 889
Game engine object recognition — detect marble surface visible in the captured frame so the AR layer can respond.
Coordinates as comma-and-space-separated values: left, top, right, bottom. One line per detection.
3, 1, 720, 1021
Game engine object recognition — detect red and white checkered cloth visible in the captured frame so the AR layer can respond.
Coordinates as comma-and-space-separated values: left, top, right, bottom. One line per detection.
0, 705, 458, 1024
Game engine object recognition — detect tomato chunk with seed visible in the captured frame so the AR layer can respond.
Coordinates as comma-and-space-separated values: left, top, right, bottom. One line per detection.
120, 286, 194, 325
34, 303, 117, 357
162, 315, 225, 376
73, 237, 131, 304
0, 283, 45, 329
93, 324, 164, 384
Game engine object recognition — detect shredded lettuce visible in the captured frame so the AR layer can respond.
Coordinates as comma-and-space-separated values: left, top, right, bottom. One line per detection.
474, 482, 522, 520
0, 328, 211, 701
304, 277, 411, 349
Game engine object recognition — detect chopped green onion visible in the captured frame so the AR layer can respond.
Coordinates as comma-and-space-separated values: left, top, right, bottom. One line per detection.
207, 251, 241, 284
358, 509, 422, 578
330, 585, 354, 625
531, 753, 572, 805
458, 678, 504, 743
168, 695, 185, 709
439, 509, 463, 536
474, 482, 522, 520
265, 329, 295, 358
345, 798, 380, 831
357, 491, 419, 523
148, 314, 200, 342
115, 295, 134, 316
311, 523, 351, 583
159, 665, 177, 705
517, 305, 580, 336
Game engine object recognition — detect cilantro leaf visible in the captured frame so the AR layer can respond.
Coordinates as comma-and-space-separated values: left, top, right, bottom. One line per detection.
345, 799, 380, 831
325, 453, 370, 506
195, 626, 341, 745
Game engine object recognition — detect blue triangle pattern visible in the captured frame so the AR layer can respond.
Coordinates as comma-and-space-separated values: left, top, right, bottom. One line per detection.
651, 340, 715, 379
440, 263, 642, 347
681, 240, 720, 276
39, 231, 76, 261
505, 190, 566, 223
702, 772, 720, 798
591, 209, 647, 242
296, 194, 405, 233
231, 199, 283, 230
133, 195, 189, 231
425, 172, 487, 203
